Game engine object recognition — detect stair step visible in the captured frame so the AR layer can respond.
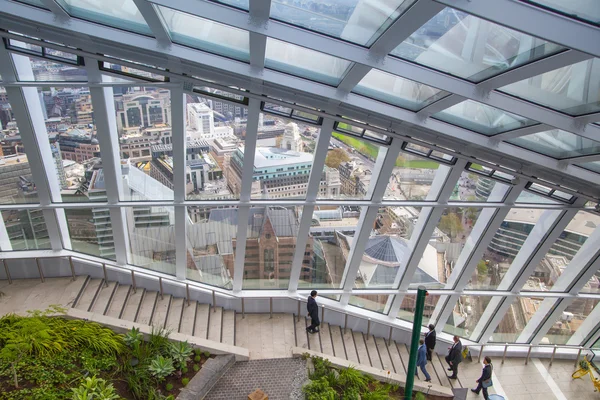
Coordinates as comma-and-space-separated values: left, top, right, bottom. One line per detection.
221, 310, 235, 345
136, 291, 158, 325
294, 316, 308, 350
330, 324, 346, 359
375, 337, 394, 373
194, 304, 210, 339
319, 323, 335, 357
341, 328, 359, 364
388, 340, 406, 375
150, 294, 171, 329
90, 281, 116, 314
365, 335, 383, 369
106, 285, 129, 318
207, 306, 223, 342
431, 351, 451, 388
397, 342, 411, 373
305, 318, 320, 352
353, 331, 370, 366
77, 278, 103, 311
121, 288, 145, 322
179, 301, 197, 336
166, 298, 185, 333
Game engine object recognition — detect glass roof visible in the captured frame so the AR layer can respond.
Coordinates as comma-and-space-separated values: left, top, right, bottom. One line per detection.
577, 161, 600, 174
15, 0, 48, 8
524, 0, 600, 26
156, 6, 250, 62
265, 38, 352, 85
499, 58, 600, 116
433, 100, 538, 136
508, 130, 600, 159
353, 68, 448, 111
390, 7, 563, 82
210, 0, 249, 10
56, 0, 152, 36
270, 0, 415, 47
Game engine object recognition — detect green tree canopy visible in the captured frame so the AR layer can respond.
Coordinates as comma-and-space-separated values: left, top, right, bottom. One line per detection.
325, 148, 350, 169
438, 213, 464, 239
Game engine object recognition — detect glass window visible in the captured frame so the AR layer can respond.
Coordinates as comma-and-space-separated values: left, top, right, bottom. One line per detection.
467, 208, 546, 290
353, 69, 448, 111
516, 190, 560, 204
508, 130, 600, 159
525, 210, 600, 291
385, 152, 442, 201
450, 169, 510, 202
489, 296, 545, 343
499, 58, 600, 116
390, 8, 563, 82
57, 0, 152, 36
2, 209, 51, 250
265, 38, 352, 86
577, 161, 600, 174
523, 1, 600, 26
209, 0, 249, 10
186, 206, 236, 289
543, 298, 600, 345
580, 268, 600, 294
433, 100, 537, 136
17, 57, 87, 82
298, 206, 364, 289
65, 208, 116, 260
156, 5, 250, 62
100, 61, 166, 82
15, 0, 49, 8
397, 293, 442, 324
349, 294, 391, 314
270, 0, 414, 47
126, 205, 176, 275
241, 206, 303, 289
442, 295, 492, 339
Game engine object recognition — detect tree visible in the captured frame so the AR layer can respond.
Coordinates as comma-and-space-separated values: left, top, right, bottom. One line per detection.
477, 260, 488, 281
325, 148, 350, 169
438, 213, 463, 240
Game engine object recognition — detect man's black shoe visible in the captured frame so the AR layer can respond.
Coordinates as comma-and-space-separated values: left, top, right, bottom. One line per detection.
447, 368, 453, 371
448, 375, 458, 379
425, 379, 431, 383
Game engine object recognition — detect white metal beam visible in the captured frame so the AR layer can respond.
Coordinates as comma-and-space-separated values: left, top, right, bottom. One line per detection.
564, 154, 600, 165
132, 0, 171, 46
39, 0, 70, 20
248, 0, 270, 69
170, 84, 187, 279
574, 112, 600, 125
491, 124, 552, 141
416, 95, 466, 119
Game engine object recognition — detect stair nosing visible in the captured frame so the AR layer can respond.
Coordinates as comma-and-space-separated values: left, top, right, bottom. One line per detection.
103, 282, 119, 316
177, 297, 186, 334
87, 279, 105, 312
192, 302, 198, 337
72, 276, 91, 308
133, 288, 146, 322
163, 295, 172, 330
339, 325, 348, 360
148, 291, 159, 327
206, 304, 211, 340
119, 285, 133, 320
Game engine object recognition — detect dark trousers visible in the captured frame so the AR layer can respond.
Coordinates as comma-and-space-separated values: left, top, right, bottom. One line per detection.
473, 382, 489, 400
445, 355, 458, 377
426, 347, 433, 361
307, 317, 320, 332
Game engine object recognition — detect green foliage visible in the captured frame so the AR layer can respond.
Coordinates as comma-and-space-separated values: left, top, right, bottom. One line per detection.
477, 260, 489, 277
168, 341, 193, 368
71, 376, 120, 400
124, 327, 143, 348
439, 213, 464, 239
194, 355, 201, 362
340, 387, 361, 400
193, 364, 200, 372
309, 356, 332, 380
148, 328, 171, 356
181, 377, 189, 386
165, 383, 173, 391
148, 356, 175, 381
182, 367, 188, 374
415, 392, 426, 400
338, 367, 368, 393
80, 349, 118, 375
325, 148, 351, 169
203, 351, 210, 358
303, 377, 337, 400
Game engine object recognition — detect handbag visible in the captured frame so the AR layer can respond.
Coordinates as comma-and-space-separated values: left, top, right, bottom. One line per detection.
482, 378, 492, 388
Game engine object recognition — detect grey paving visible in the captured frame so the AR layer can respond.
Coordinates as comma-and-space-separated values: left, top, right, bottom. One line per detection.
204, 358, 307, 400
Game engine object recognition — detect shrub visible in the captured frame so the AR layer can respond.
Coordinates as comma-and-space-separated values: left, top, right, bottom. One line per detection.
415, 392, 426, 400
71, 375, 120, 400
193, 364, 200, 372
148, 327, 170, 356
309, 356, 332, 380
148, 356, 175, 381
182, 367, 188, 374
337, 367, 368, 393
168, 341, 193, 368
203, 351, 210, 358
182, 377, 190, 386
341, 387, 361, 400
165, 383, 173, 391
303, 377, 336, 400
124, 327, 143, 348
194, 355, 201, 362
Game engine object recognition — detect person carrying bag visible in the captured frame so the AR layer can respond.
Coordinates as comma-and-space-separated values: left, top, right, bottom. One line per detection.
471, 356, 493, 400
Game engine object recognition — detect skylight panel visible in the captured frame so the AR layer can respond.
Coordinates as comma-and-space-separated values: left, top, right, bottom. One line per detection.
522, 0, 600, 26
508, 130, 600, 160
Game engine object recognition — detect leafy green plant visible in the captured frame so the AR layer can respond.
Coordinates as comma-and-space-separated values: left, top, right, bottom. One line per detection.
309, 356, 332, 380
148, 356, 175, 381
168, 341, 193, 368
124, 327, 143, 348
415, 392, 426, 400
182, 366, 188, 374
341, 387, 361, 400
203, 351, 210, 358
303, 377, 336, 400
193, 364, 200, 372
181, 377, 190, 386
165, 383, 173, 391
71, 376, 120, 400
337, 367, 368, 393
194, 355, 201, 362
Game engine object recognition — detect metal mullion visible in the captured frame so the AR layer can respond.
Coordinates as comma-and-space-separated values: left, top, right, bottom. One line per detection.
39, 0, 70, 19
0, 213, 13, 251
574, 112, 600, 125
491, 124, 552, 141
248, 0, 270, 69
564, 154, 600, 165
132, 0, 171, 46
239, 98, 261, 201
287, 119, 334, 292
232, 205, 250, 292
472, 295, 517, 343
175, 206, 187, 280
577, 303, 600, 347
416, 94, 466, 118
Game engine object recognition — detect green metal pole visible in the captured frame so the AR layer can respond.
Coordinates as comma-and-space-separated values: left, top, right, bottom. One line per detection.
405, 286, 428, 400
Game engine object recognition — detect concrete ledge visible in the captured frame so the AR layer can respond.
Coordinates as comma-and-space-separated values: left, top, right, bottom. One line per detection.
292, 347, 453, 398
64, 308, 250, 361
178, 354, 236, 400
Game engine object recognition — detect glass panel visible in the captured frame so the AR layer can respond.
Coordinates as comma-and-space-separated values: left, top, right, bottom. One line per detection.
581, 268, 600, 294
65, 208, 116, 260
58, 0, 151, 35
209, 0, 249, 10
543, 298, 600, 345
127, 205, 176, 275
298, 206, 363, 289
354, 69, 448, 111
524, 0, 600, 26
489, 297, 543, 343
443, 295, 492, 339
249, 114, 317, 200
397, 293, 442, 324
450, 170, 509, 202
434, 100, 537, 136
15, 0, 49, 8
101, 61, 166, 81
525, 210, 600, 291
265, 38, 352, 86
467, 208, 546, 290
2, 209, 51, 250
385, 152, 441, 201
319, 131, 383, 200
390, 8, 563, 82
186, 206, 236, 289
354, 207, 422, 290
577, 161, 600, 174
270, 0, 414, 46
516, 190, 560, 204
241, 206, 303, 289
508, 129, 600, 159
45, 48, 79, 62
157, 5, 250, 62
17, 57, 87, 81
8, 39, 42, 55
499, 58, 600, 116
349, 294, 391, 314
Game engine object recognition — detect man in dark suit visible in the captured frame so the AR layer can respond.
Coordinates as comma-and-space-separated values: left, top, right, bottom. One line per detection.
424, 324, 436, 361
471, 356, 493, 400
306, 290, 320, 334
445, 335, 462, 379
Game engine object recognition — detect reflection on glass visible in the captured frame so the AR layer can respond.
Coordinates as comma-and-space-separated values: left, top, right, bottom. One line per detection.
187, 206, 236, 289
577, 161, 600, 174
524, 0, 600, 26
157, 6, 250, 62
65, 208, 116, 260
209, 0, 249, 10
57, 0, 151, 35
515, 190, 559, 204
271, 0, 414, 46
241, 206, 303, 289
17, 57, 87, 82
385, 151, 441, 201
580, 268, 600, 294
490, 297, 542, 343
265, 38, 352, 86
2, 209, 51, 250
508, 130, 600, 160
467, 208, 545, 290
543, 298, 600, 345
354, 69, 448, 111
434, 100, 537, 136
126, 206, 176, 275
349, 294, 391, 314
500, 58, 600, 116
15, 0, 48, 8
391, 8, 563, 82
397, 293, 440, 324
443, 295, 492, 339
450, 169, 509, 202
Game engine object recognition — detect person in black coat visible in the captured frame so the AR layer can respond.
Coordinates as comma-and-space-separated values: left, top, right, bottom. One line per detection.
306, 290, 320, 334
471, 356, 493, 400
445, 335, 462, 379
424, 324, 436, 361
